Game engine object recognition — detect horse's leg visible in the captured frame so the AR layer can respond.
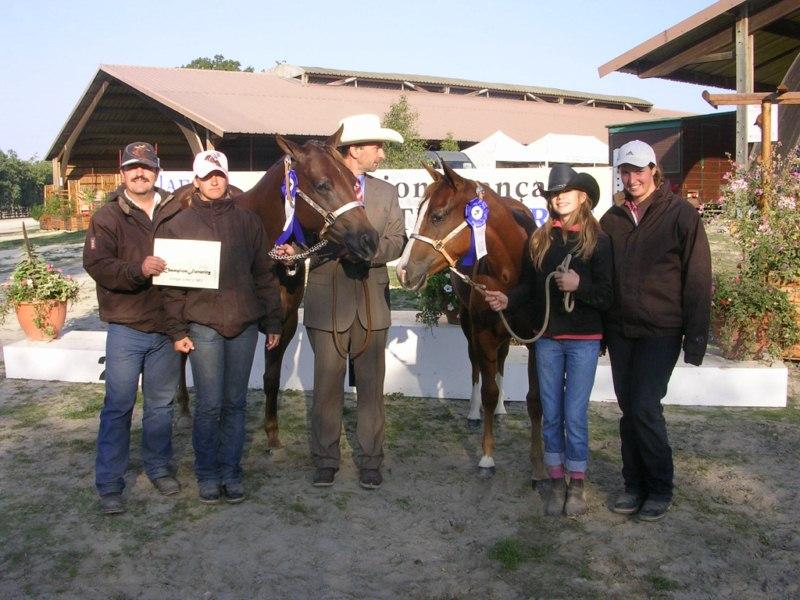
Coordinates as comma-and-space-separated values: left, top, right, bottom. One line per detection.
526, 342, 547, 486
263, 268, 305, 450
494, 340, 509, 416
462, 313, 482, 428
176, 353, 192, 429
476, 329, 501, 478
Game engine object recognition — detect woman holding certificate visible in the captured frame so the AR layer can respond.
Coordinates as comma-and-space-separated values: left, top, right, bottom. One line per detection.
160, 150, 283, 505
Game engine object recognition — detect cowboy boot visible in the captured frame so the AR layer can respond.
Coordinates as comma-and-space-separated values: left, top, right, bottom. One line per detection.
564, 478, 587, 517
545, 478, 567, 516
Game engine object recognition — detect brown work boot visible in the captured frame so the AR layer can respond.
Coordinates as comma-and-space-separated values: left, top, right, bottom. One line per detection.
564, 478, 587, 517
544, 478, 567, 516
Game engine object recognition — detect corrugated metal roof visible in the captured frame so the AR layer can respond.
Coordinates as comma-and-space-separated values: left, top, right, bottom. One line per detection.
287, 65, 654, 108
47, 65, 689, 162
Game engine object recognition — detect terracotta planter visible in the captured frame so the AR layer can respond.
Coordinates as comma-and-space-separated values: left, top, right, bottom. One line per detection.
443, 307, 460, 325
15, 301, 68, 341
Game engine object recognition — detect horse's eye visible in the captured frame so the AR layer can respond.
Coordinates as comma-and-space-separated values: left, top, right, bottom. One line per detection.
315, 180, 331, 192
430, 212, 444, 225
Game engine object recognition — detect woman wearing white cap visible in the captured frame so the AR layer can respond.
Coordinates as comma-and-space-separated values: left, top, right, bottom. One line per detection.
160, 150, 283, 504
600, 140, 711, 521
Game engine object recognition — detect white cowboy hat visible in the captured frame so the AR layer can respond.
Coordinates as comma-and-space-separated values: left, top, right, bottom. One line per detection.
337, 113, 404, 146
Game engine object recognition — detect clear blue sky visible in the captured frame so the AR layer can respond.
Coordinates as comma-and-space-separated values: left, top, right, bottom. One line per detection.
1, 0, 728, 159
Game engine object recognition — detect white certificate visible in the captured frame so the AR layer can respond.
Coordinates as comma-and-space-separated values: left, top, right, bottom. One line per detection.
152, 238, 221, 289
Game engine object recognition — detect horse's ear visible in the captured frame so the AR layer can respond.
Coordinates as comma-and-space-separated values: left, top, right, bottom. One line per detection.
441, 161, 466, 190
422, 161, 443, 182
276, 135, 302, 159
325, 125, 344, 148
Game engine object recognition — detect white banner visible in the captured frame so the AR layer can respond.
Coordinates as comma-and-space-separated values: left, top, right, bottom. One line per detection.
158, 167, 614, 233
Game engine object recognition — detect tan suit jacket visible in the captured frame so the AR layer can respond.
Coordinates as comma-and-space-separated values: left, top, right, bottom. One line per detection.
303, 176, 406, 332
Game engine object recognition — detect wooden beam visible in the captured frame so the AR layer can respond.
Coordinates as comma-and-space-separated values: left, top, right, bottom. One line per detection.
748, 0, 800, 33
174, 119, 203, 156
692, 50, 734, 64
465, 88, 489, 97
326, 76, 357, 86
640, 29, 732, 78
59, 81, 109, 183
736, 7, 754, 166
402, 81, 430, 92
703, 90, 800, 106
524, 92, 543, 102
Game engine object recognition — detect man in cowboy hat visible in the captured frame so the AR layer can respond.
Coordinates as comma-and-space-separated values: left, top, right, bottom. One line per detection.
303, 114, 406, 489
83, 142, 183, 514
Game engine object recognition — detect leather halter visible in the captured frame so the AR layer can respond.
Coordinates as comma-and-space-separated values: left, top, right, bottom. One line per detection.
410, 182, 486, 290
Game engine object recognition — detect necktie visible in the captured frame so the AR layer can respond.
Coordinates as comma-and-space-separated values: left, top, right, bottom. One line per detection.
354, 180, 364, 203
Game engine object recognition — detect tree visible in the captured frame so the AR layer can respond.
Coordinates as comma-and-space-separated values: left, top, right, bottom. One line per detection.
439, 132, 460, 152
0, 150, 52, 208
380, 96, 428, 169
181, 54, 254, 72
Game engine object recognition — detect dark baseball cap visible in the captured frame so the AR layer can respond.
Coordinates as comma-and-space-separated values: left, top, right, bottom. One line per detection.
120, 142, 160, 169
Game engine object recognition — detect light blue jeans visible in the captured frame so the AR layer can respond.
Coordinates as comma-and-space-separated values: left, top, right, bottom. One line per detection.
188, 322, 258, 486
534, 337, 600, 474
95, 324, 181, 495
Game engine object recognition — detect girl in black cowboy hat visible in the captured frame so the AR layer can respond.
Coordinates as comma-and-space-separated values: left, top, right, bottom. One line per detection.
486, 164, 613, 518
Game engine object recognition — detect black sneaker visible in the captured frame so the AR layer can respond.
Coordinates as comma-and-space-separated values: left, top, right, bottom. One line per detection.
359, 469, 383, 490
99, 492, 125, 515
638, 498, 672, 522
312, 467, 337, 487
198, 482, 221, 504
222, 482, 245, 504
611, 490, 645, 515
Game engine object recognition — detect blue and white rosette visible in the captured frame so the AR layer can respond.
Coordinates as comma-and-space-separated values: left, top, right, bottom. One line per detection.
276, 170, 306, 245
462, 197, 489, 266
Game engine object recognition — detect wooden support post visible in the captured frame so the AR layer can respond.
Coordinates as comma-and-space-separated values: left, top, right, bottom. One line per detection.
760, 99, 772, 213
735, 7, 754, 166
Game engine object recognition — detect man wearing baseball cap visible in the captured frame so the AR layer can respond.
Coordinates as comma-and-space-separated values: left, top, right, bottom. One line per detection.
302, 114, 406, 490
600, 140, 711, 521
83, 141, 184, 514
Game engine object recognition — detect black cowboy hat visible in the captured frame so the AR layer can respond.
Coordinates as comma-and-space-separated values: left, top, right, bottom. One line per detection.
541, 164, 600, 208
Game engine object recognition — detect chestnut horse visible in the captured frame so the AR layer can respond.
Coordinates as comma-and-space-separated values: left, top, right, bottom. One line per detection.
173, 130, 379, 449
396, 163, 545, 482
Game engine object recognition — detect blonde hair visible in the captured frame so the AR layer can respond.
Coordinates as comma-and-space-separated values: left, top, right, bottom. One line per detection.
529, 191, 601, 270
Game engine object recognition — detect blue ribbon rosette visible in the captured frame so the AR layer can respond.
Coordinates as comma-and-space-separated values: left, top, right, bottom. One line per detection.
461, 197, 489, 267
276, 170, 306, 245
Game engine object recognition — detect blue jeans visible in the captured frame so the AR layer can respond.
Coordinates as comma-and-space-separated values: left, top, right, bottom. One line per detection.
534, 337, 600, 474
95, 324, 181, 496
188, 322, 258, 486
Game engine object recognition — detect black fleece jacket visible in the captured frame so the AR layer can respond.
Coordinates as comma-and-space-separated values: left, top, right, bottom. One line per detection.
507, 227, 614, 337
599, 185, 711, 365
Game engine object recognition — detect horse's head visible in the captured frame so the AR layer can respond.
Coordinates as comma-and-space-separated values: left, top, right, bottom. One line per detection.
276, 130, 378, 262
396, 163, 478, 291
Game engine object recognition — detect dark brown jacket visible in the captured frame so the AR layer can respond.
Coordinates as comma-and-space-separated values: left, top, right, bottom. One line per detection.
83, 185, 181, 333
159, 194, 283, 340
599, 185, 711, 365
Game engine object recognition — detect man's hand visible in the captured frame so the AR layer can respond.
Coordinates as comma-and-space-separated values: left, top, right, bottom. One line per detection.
272, 244, 295, 258
484, 290, 509, 312
554, 269, 580, 292
266, 333, 281, 350
174, 337, 194, 353
142, 256, 166, 277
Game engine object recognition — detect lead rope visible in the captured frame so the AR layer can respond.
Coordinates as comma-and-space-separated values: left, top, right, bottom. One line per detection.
482, 254, 574, 345
331, 258, 373, 360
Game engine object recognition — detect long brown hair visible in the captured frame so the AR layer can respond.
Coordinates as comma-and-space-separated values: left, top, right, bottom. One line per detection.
529, 191, 601, 270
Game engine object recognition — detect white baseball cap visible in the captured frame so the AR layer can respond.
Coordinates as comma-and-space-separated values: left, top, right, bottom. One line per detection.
337, 113, 404, 146
615, 140, 657, 168
193, 150, 229, 178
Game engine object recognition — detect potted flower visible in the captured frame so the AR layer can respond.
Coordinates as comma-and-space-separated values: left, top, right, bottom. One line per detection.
712, 145, 800, 360
415, 269, 461, 327
0, 226, 80, 340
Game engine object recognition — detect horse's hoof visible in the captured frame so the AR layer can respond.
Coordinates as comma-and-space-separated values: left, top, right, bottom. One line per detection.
466, 419, 482, 430
265, 447, 274, 456
478, 466, 496, 478
176, 415, 192, 430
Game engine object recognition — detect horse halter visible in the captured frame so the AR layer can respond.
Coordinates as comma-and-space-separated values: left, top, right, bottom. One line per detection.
410, 182, 487, 291
269, 156, 366, 270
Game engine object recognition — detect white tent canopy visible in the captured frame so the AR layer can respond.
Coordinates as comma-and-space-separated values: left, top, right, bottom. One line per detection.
462, 130, 532, 168
526, 133, 609, 166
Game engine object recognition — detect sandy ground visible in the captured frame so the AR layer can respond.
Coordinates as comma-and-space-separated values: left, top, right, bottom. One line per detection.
1, 231, 799, 599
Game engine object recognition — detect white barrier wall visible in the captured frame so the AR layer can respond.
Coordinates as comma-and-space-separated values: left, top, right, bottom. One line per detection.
158, 167, 614, 234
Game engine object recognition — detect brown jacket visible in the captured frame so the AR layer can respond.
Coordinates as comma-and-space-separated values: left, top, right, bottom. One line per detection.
303, 175, 406, 332
599, 185, 711, 365
83, 186, 181, 333
159, 194, 283, 340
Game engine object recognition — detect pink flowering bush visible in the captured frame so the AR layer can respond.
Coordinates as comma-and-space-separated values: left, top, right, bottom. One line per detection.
712, 145, 800, 359
1, 245, 80, 336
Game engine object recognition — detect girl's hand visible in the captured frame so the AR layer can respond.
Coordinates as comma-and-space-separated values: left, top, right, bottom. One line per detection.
554, 269, 580, 292
273, 244, 295, 257
483, 290, 508, 312
174, 337, 194, 353
266, 333, 281, 350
